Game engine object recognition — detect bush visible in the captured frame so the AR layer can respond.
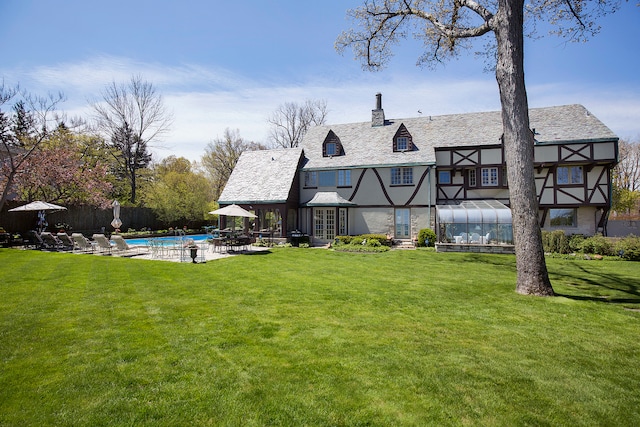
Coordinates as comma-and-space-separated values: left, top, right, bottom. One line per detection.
417, 228, 436, 247
579, 234, 613, 256
335, 235, 353, 245
366, 238, 381, 247
542, 230, 571, 254
615, 235, 640, 261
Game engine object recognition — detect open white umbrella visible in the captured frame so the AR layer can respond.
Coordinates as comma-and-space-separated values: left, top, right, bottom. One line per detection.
208, 204, 257, 218
8, 201, 67, 212
9, 201, 67, 233
111, 200, 122, 230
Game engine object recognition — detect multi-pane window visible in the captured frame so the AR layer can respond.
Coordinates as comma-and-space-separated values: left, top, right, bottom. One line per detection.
397, 137, 408, 151
325, 142, 337, 156
319, 171, 336, 187
338, 169, 351, 186
556, 166, 583, 185
314, 208, 335, 240
439, 170, 451, 184
481, 167, 499, 186
338, 208, 347, 235
550, 208, 577, 227
468, 169, 477, 187
395, 208, 410, 238
391, 167, 413, 185
304, 171, 317, 187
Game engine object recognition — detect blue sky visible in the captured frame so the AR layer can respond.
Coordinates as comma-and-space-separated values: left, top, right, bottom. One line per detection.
1, 0, 639, 161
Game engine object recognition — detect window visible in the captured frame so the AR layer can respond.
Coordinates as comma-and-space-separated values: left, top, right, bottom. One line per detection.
338, 169, 351, 186
557, 166, 583, 185
391, 167, 413, 185
338, 208, 347, 235
314, 208, 335, 240
319, 171, 336, 187
481, 167, 499, 186
395, 208, 411, 238
397, 137, 408, 151
502, 167, 508, 187
550, 208, 577, 227
439, 170, 451, 184
304, 171, 317, 187
325, 142, 337, 156
468, 169, 477, 187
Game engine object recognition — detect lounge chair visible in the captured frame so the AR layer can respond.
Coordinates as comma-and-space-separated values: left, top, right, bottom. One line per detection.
40, 232, 64, 251
111, 234, 143, 256
470, 233, 481, 244
71, 233, 94, 253
57, 232, 75, 251
460, 232, 468, 244
92, 234, 113, 254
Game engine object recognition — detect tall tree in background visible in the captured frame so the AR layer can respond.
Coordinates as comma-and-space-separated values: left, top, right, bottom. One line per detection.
201, 128, 267, 200
612, 138, 640, 216
268, 99, 329, 148
0, 82, 65, 211
336, 0, 621, 296
14, 124, 113, 208
146, 156, 213, 225
91, 75, 172, 205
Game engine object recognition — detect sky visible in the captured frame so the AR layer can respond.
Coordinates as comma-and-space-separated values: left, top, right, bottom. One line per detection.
1, 0, 639, 162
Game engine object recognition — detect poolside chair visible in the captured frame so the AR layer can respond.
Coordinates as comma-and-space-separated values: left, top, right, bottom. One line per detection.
57, 232, 75, 251
92, 234, 113, 255
470, 233, 481, 244
111, 234, 143, 256
460, 232, 468, 244
72, 233, 95, 253
40, 232, 64, 251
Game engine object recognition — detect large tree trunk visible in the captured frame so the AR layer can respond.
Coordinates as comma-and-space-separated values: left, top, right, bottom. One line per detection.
494, 0, 554, 296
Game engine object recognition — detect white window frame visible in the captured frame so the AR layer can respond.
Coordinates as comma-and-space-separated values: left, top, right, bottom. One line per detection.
395, 208, 411, 238
304, 171, 317, 187
338, 169, 351, 186
481, 167, 499, 186
557, 166, 583, 185
392, 167, 413, 185
325, 142, 337, 156
397, 137, 408, 151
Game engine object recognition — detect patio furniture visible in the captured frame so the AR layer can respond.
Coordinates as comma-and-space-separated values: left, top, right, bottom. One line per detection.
72, 233, 95, 253
111, 234, 143, 256
57, 232, 75, 251
40, 232, 64, 251
92, 234, 113, 254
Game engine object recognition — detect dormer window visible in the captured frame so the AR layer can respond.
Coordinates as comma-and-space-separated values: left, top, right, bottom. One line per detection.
393, 124, 413, 152
322, 130, 343, 157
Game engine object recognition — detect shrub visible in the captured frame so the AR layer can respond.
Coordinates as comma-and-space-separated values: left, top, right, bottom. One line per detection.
417, 228, 436, 247
542, 230, 571, 254
579, 234, 613, 256
366, 238, 381, 247
335, 235, 353, 245
568, 234, 585, 253
351, 236, 365, 246
615, 235, 640, 261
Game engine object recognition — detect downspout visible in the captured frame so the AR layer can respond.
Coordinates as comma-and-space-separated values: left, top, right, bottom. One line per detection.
428, 166, 432, 229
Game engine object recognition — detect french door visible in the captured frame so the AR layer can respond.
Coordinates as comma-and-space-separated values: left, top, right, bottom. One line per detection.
314, 208, 336, 240
395, 208, 411, 239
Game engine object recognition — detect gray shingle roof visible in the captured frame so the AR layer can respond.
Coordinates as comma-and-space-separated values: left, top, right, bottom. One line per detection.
218, 148, 303, 204
299, 104, 617, 170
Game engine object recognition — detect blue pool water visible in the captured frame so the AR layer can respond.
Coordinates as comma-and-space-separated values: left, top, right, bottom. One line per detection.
124, 234, 209, 246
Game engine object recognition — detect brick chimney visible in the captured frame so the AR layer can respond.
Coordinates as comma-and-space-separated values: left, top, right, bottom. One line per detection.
372, 92, 385, 127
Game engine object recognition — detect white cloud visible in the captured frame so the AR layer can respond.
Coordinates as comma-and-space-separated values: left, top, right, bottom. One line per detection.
4, 55, 639, 162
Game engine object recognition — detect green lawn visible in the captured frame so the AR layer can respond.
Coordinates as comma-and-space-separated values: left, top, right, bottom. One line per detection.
0, 248, 638, 426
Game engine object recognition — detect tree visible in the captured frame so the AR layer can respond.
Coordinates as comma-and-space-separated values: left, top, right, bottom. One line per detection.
146, 156, 213, 225
91, 75, 172, 205
336, 0, 621, 296
612, 138, 640, 216
268, 99, 329, 148
201, 128, 267, 200
0, 82, 66, 211
13, 125, 113, 208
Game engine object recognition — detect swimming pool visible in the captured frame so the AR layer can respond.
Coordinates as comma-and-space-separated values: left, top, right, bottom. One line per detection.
124, 234, 210, 246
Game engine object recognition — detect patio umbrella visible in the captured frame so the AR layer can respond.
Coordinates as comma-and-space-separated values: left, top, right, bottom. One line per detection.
8, 201, 67, 212
111, 200, 122, 230
9, 201, 67, 233
208, 204, 257, 232
208, 204, 257, 218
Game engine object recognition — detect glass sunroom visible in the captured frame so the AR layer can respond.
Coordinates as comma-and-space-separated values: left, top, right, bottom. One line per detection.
436, 200, 513, 245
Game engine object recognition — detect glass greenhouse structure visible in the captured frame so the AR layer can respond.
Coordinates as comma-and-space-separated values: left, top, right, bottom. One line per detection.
436, 200, 513, 245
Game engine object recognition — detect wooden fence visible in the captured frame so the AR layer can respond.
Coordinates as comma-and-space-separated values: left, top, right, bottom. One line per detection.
0, 203, 166, 235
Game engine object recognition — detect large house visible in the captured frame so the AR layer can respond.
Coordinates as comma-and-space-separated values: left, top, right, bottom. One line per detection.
218, 94, 618, 245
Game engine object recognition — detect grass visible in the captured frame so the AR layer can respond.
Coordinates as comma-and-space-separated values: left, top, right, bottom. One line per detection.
0, 248, 639, 426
